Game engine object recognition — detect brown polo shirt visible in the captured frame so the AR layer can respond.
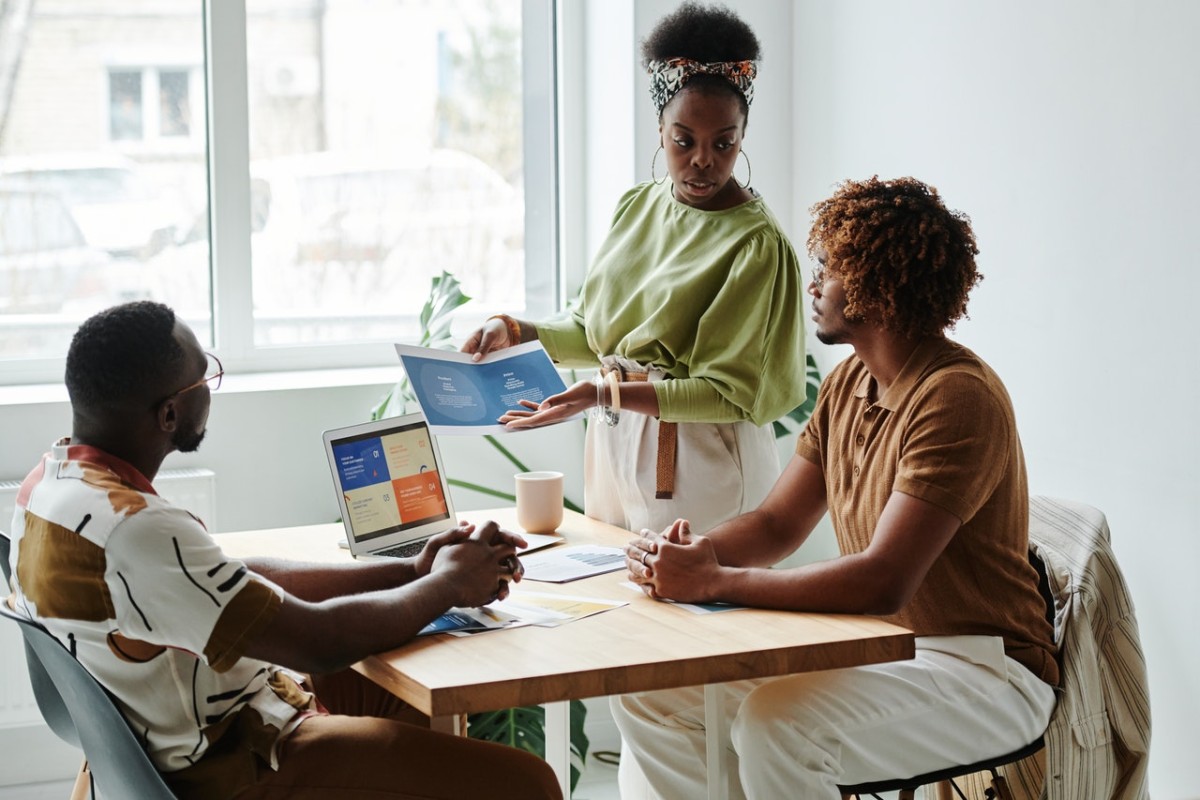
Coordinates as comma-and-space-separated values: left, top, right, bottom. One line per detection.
796, 337, 1058, 685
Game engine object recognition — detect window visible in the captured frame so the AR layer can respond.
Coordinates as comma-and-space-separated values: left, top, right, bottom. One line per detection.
0, 0, 558, 384
106, 66, 202, 144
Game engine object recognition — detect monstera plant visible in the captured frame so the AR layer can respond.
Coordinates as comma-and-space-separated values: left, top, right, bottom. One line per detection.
372, 271, 588, 790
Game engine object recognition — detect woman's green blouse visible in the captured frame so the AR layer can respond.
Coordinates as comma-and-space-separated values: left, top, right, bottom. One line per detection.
537, 180, 807, 425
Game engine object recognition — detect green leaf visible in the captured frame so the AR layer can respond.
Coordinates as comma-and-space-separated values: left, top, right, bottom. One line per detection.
371, 271, 593, 786
483, 434, 532, 473
419, 271, 472, 348
447, 478, 516, 504
467, 700, 589, 792
775, 352, 822, 436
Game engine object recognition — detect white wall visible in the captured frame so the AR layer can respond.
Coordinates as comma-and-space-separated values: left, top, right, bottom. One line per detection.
790, 2, 1198, 796
3, 1, 1195, 795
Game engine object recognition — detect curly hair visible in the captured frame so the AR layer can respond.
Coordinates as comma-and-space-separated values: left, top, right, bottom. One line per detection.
66, 300, 186, 413
807, 176, 982, 337
642, 2, 761, 118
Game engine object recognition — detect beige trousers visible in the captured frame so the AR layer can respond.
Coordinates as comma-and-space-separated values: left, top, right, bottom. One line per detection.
612, 635, 1056, 800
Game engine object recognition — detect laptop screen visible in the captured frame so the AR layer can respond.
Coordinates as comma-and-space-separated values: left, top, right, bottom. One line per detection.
323, 414, 453, 548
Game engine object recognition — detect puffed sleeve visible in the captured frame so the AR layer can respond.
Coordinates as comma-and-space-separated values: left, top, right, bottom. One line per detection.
536, 309, 598, 368
654, 229, 807, 425
537, 186, 647, 369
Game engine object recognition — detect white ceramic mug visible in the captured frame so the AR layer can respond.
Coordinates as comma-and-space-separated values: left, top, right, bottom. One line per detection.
514, 471, 564, 533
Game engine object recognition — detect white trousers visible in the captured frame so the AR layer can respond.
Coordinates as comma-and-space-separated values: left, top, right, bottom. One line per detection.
583, 386, 779, 534
611, 635, 1057, 800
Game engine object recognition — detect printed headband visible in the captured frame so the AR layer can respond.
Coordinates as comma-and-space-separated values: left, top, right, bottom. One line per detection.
646, 57, 758, 116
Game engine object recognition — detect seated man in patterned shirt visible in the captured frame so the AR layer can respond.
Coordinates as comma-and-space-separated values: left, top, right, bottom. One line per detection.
6, 300, 560, 800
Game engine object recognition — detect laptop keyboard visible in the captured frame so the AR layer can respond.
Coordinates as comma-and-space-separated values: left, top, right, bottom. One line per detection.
373, 539, 428, 559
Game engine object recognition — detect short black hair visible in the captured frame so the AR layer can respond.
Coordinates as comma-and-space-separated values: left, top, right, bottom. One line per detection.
66, 301, 186, 413
642, 2, 761, 119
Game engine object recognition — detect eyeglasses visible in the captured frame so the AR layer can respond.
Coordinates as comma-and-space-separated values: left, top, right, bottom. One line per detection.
163, 352, 223, 403
810, 263, 826, 287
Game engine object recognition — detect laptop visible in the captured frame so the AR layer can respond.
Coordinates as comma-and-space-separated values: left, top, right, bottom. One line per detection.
322, 413, 562, 560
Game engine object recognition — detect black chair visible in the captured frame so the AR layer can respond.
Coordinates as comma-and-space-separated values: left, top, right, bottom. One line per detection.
838, 549, 1056, 800
1, 530, 176, 799
838, 735, 1044, 800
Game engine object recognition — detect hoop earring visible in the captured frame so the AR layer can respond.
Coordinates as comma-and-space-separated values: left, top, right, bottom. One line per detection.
735, 149, 752, 189
650, 145, 667, 185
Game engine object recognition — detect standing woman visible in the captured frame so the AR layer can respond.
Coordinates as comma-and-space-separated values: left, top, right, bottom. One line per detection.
462, 2, 806, 536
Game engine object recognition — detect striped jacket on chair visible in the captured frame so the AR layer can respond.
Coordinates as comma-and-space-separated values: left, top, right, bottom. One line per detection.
1030, 495, 1151, 800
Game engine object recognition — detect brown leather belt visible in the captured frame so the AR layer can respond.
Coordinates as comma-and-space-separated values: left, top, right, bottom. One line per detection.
602, 365, 676, 499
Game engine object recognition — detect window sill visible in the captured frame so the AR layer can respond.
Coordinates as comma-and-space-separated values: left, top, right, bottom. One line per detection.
0, 365, 400, 409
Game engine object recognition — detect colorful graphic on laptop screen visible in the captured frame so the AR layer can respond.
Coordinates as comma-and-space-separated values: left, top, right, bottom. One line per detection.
331, 420, 450, 543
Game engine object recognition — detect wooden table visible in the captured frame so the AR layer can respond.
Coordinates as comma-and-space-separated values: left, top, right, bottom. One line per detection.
220, 509, 914, 799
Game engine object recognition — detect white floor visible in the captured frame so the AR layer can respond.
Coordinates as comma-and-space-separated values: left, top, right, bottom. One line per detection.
573, 753, 621, 800
0, 780, 75, 800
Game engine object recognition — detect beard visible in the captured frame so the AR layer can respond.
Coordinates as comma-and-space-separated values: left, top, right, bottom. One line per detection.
815, 326, 850, 346
171, 425, 207, 453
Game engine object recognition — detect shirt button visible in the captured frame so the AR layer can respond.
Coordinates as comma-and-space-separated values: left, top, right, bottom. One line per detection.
853, 466, 860, 476
856, 435, 865, 446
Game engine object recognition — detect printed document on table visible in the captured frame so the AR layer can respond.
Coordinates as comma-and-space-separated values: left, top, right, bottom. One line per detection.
418, 591, 626, 636
620, 581, 744, 614
395, 342, 581, 435
418, 605, 525, 636
494, 590, 628, 626
521, 545, 628, 583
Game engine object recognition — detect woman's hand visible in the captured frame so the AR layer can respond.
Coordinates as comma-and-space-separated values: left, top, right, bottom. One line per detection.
499, 379, 596, 429
462, 316, 531, 362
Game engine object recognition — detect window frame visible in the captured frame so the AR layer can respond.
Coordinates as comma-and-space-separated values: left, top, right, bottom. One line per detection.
208, 0, 560, 374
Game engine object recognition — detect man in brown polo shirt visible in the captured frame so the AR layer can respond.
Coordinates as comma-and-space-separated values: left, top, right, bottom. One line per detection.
611, 176, 1058, 799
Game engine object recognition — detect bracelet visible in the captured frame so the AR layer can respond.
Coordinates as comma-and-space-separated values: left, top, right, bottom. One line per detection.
594, 372, 605, 421
591, 370, 621, 426
487, 314, 522, 346
603, 370, 621, 427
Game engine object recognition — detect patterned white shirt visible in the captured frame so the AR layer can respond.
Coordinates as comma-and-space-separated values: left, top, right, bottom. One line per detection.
8, 440, 311, 774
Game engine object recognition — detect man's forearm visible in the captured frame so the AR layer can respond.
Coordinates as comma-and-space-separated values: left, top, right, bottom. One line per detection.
244, 556, 418, 602
713, 553, 895, 614
245, 572, 462, 674
705, 454, 829, 567
707, 503, 822, 568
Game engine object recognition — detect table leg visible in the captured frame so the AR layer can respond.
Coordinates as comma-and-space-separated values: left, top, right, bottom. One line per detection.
431, 714, 464, 736
544, 700, 571, 798
705, 683, 730, 800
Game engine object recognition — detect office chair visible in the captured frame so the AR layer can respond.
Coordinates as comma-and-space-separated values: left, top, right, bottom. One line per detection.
838, 546, 1057, 800
1, 530, 176, 799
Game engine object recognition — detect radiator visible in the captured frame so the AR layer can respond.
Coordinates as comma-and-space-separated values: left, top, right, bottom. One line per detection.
0, 467, 217, 729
